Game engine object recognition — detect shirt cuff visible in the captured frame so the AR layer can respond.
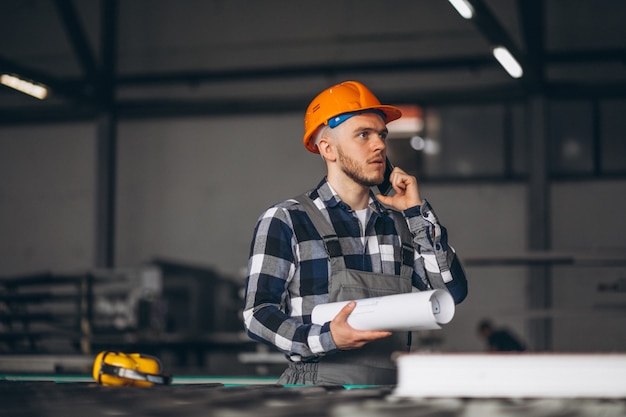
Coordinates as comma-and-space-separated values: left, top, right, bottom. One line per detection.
403, 205, 422, 217
319, 322, 339, 354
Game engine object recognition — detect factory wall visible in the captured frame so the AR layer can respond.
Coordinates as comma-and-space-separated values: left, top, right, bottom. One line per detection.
1, 112, 625, 353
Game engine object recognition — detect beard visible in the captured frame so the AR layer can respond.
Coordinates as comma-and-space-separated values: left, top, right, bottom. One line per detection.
337, 146, 383, 188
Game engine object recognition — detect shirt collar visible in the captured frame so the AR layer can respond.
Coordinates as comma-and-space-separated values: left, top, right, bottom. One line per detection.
313, 177, 389, 216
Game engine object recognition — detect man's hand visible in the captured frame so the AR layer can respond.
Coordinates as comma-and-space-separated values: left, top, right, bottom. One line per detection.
375, 167, 422, 211
329, 301, 392, 350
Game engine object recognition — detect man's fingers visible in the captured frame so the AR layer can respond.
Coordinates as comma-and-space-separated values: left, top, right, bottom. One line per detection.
357, 330, 393, 341
375, 193, 391, 206
333, 300, 356, 323
375, 166, 421, 210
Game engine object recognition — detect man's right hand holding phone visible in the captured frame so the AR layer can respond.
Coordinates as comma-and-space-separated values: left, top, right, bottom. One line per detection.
375, 166, 422, 211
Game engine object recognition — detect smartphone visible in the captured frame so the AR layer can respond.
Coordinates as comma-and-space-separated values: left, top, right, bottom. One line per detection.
374, 157, 394, 196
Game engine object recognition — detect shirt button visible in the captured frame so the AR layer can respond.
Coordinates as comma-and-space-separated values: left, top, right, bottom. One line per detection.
436, 244, 441, 250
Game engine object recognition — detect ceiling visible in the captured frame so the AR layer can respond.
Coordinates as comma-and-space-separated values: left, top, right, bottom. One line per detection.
1, 0, 625, 124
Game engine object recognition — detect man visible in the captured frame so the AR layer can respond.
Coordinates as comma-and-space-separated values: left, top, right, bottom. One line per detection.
243, 81, 468, 385
477, 319, 526, 352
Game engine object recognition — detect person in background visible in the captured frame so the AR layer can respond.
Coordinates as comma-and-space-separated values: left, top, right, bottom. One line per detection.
477, 319, 526, 352
243, 80, 468, 385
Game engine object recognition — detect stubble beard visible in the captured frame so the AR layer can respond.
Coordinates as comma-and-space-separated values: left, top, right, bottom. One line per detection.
337, 146, 383, 188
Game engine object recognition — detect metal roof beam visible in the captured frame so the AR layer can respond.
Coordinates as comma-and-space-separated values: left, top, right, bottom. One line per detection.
518, 0, 546, 92
53, 0, 99, 86
465, 0, 527, 80
115, 55, 497, 86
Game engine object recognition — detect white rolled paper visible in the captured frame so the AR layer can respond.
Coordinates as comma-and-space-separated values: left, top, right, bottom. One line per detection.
311, 289, 455, 331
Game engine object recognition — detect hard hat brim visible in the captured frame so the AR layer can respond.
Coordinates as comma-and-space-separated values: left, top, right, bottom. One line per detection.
304, 105, 402, 153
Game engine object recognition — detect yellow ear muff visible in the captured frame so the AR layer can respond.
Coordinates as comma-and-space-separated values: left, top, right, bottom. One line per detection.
92, 351, 171, 387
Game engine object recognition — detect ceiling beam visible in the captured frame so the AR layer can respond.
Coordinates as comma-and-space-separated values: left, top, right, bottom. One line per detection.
518, 0, 545, 92
549, 48, 626, 64
108, 49, 625, 88
93, 0, 119, 269
115, 55, 498, 86
3, 80, 626, 126
3, 48, 622, 94
53, 0, 99, 87
465, 0, 526, 75
98, 0, 117, 107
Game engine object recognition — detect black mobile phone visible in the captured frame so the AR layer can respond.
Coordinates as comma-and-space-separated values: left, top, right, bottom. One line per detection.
374, 157, 394, 195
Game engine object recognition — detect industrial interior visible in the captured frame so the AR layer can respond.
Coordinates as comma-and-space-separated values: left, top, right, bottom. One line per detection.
1, 0, 625, 415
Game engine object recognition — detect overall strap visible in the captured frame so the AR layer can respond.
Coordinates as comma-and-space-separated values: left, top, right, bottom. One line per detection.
391, 209, 448, 291
295, 193, 415, 276
387, 211, 416, 351
294, 193, 346, 271
388, 210, 415, 277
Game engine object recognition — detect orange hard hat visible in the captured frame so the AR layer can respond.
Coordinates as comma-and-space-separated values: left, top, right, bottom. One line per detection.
303, 81, 402, 153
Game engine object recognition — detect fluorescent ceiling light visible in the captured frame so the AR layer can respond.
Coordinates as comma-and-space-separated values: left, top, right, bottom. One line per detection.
492, 46, 524, 79
447, 0, 474, 19
0, 73, 48, 99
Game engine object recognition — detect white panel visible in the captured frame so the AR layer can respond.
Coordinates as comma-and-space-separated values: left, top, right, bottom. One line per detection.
395, 353, 626, 398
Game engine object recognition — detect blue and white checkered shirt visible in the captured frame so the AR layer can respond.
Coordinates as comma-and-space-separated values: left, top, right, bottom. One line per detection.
243, 178, 467, 362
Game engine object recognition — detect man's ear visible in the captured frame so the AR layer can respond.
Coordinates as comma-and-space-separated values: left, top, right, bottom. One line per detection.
317, 137, 337, 162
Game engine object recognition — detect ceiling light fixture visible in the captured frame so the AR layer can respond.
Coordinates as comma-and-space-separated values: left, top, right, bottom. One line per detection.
447, 0, 475, 19
0, 73, 49, 99
492, 46, 524, 78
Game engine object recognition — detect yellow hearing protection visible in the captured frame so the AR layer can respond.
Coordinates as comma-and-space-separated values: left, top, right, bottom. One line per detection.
92, 351, 172, 387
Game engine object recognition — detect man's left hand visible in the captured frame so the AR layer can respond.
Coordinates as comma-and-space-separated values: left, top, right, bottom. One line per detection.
375, 167, 422, 211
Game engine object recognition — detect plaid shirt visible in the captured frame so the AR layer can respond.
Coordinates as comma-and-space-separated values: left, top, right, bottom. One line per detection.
243, 178, 467, 362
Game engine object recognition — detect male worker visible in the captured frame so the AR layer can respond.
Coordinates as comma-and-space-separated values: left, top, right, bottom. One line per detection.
243, 81, 468, 385
477, 319, 526, 352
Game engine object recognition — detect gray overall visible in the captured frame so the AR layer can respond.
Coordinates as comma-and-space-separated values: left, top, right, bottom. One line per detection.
278, 193, 415, 386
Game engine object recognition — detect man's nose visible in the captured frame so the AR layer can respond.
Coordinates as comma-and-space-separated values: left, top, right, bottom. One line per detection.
372, 134, 386, 151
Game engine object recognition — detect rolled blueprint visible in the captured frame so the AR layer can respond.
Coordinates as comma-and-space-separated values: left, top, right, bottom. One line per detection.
311, 290, 455, 331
